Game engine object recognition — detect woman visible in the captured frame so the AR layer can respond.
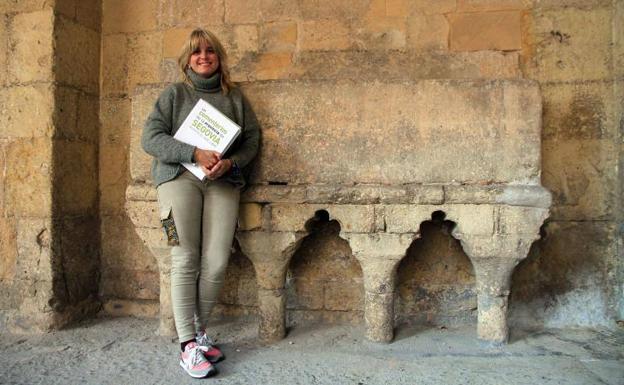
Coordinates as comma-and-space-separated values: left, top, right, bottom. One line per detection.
141, 28, 260, 378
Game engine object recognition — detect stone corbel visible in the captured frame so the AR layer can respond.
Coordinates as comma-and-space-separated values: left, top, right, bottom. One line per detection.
343, 233, 415, 342
236, 231, 305, 343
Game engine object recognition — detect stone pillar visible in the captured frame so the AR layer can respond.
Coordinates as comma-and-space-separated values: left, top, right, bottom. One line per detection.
454, 205, 549, 343
344, 233, 414, 343
237, 231, 303, 343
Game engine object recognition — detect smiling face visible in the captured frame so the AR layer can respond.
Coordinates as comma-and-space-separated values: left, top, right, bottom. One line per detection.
188, 43, 220, 78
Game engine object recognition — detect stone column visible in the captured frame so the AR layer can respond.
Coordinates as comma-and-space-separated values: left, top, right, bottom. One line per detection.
237, 231, 303, 343
344, 233, 414, 343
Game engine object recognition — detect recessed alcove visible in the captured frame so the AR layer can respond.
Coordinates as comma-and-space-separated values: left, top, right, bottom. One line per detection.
395, 211, 476, 328
285, 210, 364, 326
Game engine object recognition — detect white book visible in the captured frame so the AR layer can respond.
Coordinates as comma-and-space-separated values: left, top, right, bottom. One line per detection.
173, 99, 241, 180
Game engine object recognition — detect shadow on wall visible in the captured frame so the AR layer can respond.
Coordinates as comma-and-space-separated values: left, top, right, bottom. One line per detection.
395, 211, 477, 330
510, 221, 612, 328
286, 210, 364, 327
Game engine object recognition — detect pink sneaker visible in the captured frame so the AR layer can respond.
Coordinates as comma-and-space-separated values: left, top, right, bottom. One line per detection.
196, 331, 225, 363
179, 342, 216, 378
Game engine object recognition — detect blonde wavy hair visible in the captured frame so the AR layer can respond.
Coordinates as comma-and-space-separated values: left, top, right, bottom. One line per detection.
178, 28, 234, 94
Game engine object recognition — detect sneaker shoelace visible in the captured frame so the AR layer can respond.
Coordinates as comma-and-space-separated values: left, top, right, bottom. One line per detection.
196, 333, 214, 348
188, 346, 205, 366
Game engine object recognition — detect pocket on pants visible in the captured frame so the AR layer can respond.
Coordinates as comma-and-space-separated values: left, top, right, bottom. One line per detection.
160, 206, 180, 246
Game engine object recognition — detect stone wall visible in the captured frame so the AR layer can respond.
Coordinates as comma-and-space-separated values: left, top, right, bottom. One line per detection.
0, 0, 102, 331
99, 0, 622, 329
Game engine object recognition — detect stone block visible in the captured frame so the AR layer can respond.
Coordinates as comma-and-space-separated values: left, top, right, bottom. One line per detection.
324, 280, 364, 311
260, 21, 296, 53
5, 139, 52, 217
270, 204, 375, 233
407, 0, 457, 15
356, 15, 407, 50
232, 24, 259, 53
100, 268, 160, 300
127, 32, 162, 92
75, 0, 102, 29
73, 93, 99, 143
100, 97, 131, 146
407, 13, 449, 51
532, 0, 611, 10
241, 185, 306, 203
126, 200, 161, 229
0, 14, 7, 87
99, 144, 128, 215
527, 7, 612, 82
101, 299, 159, 317
248, 52, 296, 81
541, 81, 617, 140
445, 205, 496, 236
55, 18, 100, 93
130, 86, 163, 182
242, 80, 541, 185
239, 203, 263, 231
258, 0, 300, 22
125, 183, 158, 201
449, 11, 522, 51
497, 206, 548, 235
55, 140, 98, 215
299, 0, 370, 19
615, 1, 624, 78
457, 0, 529, 11
444, 185, 551, 208
225, 0, 260, 24
542, 138, 616, 221
54, 86, 78, 140
0, 218, 17, 281
0, 84, 54, 139
162, 28, 193, 58
15, 218, 53, 282
385, 204, 495, 236
101, 34, 128, 96
102, 0, 157, 33
8, 10, 53, 83
300, 20, 352, 51
384, 205, 440, 233
0, 0, 50, 13
159, 0, 224, 28
344, 233, 415, 260
100, 215, 158, 272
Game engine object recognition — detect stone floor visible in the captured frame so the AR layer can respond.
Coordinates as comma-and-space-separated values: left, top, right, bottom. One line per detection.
0, 316, 622, 385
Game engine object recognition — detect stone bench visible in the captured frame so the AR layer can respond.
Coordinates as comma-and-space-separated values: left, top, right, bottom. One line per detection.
126, 79, 551, 344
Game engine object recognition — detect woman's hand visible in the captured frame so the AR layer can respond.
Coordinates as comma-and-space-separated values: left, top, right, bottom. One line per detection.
194, 148, 221, 169
201, 159, 233, 180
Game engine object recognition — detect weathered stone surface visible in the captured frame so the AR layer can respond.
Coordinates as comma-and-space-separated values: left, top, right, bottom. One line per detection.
100, 268, 160, 300
101, 299, 159, 317
497, 206, 549, 235
74, 0, 102, 30
407, 0, 457, 15
299, 0, 370, 20
100, 144, 128, 215
364, 292, 394, 342
101, 215, 158, 272
8, 9, 54, 83
239, 203, 264, 231
444, 185, 551, 207
542, 138, 616, 221
160, 0, 223, 28
385, 204, 496, 235
0, 13, 7, 87
0, 0, 50, 13
100, 97, 130, 145
260, 21, 297, 53
102, 0, 157, 33
345, 233, 415, 260
5, 139, 52, 217
449, 11, 522, 51
355, 13, 407, 50
126, 200, 161, 229
541, 81, 617, 140
101, 34, 128, 96
54, 140, 98, 215
527, 7, 612, 82
15, 218, 53, 282
125, 183, 157, 201
241, 185, 307, 203
457, 0, 529, 11
130, 86, 163, 182
224, 0, 259, 24
127, 32, 162, 91
0, 84, 54, 139
286, 278, 324, 310
532, 0, 611, 10
407, 13, 449, 51
55, 18, 100, 93
0, 218, 17, 281
257, 288, 286, 342
324, 280, 364, 311
270, 204, 375, 233
300, 20, 352, 51
243, 80, 541, 185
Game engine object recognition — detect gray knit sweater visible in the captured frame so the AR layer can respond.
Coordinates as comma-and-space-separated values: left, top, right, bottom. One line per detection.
141, 70, 260, 188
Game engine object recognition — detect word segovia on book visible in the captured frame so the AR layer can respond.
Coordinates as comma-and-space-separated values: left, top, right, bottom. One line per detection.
174, 99, 241, 181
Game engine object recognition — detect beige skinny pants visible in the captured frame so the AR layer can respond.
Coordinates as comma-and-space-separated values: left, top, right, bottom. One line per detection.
157, 171, 240, 342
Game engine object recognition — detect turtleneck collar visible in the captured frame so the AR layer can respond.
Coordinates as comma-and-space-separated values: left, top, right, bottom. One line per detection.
186, 68, 222, 93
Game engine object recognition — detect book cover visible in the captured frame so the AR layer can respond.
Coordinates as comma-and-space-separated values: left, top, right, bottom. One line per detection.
173, 99, 241, 180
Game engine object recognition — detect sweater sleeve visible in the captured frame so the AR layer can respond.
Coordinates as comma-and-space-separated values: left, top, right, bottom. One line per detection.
228, 93, 261, 169
141, 86, 195, 164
